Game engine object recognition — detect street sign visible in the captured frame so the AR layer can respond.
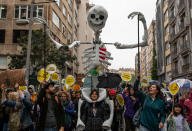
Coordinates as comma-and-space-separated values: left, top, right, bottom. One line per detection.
168, 82, 180, 96
37, 68, 50, 83
121, 73, 132, 82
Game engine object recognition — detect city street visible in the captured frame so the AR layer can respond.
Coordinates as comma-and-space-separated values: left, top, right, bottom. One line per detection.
0, 0, 192, 131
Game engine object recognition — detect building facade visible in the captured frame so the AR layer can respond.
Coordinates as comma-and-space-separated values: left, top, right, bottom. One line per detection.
0, 0, 76, 70
0, 0, 94, 81
141, 20, 156, 78
156, 0, 172, 82
110, 68, 135, 75
75, 0, 94, 86
168, 0, 192, 80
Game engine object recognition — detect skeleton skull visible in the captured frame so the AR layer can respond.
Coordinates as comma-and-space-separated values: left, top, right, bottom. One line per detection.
87, 5, 108, 32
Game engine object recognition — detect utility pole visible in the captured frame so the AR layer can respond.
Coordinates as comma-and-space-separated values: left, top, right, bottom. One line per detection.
25, 0, 35, 86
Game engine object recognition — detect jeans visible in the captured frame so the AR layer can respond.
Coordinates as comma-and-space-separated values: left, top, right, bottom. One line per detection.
139, 125, 150, 131
44, 127, 58, 131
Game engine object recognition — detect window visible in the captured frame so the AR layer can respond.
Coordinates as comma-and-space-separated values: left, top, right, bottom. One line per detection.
0, 5, 7, 18
63, 5, 66, 16
68, 0, 72, 8
68, 32, 72, 43
15, 5, 43, 19
33, 5, 43, 18
62, 24, 66, 36
13, 30, 28, 43
164, 10, 168, 20
52, 11, 60, 28
68, 14, 72, 25
0, 30, 5, 43
0, 56, 7, 67
165, 42, 170, 50
183, 55, 189, 65
165, 25, 169, 35
166, 55, 171, 65
173, 42, 177, 54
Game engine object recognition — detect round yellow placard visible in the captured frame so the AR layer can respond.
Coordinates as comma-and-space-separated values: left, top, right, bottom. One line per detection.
117, 94, 124, 106
37, 69, 50, 83
19, 86, 27, 91
168, 82, 180, 96
121, 73, 132, 82
65, 75, 75, 86
51, 73, 59, 82
46, 64, 57, 74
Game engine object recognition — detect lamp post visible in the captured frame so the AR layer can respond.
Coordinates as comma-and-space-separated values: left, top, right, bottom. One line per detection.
17, 0, 57, 86
137, 14, 140, 78
25, 0, 35, 86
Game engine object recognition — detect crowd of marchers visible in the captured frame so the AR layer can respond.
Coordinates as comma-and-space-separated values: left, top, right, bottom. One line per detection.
0, 74, 192, 131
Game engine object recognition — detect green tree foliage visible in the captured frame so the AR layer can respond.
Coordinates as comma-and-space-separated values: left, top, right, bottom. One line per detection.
8, 29, 76, 85
151, 47, 158, 80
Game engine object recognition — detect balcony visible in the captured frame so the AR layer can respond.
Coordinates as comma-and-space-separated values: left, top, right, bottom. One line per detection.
168, 0, 175, 7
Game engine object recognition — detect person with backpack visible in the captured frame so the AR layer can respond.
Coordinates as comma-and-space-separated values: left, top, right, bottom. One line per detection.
36, 82, 63, 131
80, 89, 110, 131
59, 91, 74, 131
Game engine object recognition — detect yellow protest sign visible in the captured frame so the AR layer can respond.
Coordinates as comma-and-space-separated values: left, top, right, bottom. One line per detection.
46, 64, 57, 74
63, 85, 67, 91
117, 94, 124, 106
65, 75, 75, 86
82, 78, 85, 83
73, 84, 80, 91
96, 65, 104, 71
19, 86, 27, 91
168, 82, 180, 96
121, 73, 132, 82
51, 73, 59, 82
142, 78, 148, 84
37, 69, 50, 83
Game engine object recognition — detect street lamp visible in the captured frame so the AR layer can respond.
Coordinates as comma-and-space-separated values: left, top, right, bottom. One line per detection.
16, 0, 56, 86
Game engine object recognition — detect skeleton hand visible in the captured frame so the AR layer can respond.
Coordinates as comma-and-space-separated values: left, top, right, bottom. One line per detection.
69, 41, 81, 49
128, 12, 146, 23
114, 42, 122, 48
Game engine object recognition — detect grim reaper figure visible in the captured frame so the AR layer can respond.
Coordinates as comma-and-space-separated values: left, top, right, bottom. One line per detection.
67, 5, 148, 131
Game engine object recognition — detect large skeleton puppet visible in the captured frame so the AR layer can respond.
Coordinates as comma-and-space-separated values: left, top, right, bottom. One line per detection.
68, 5, 148, 131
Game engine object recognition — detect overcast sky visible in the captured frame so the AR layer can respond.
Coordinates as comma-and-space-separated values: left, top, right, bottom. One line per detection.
90, 0, 157, 69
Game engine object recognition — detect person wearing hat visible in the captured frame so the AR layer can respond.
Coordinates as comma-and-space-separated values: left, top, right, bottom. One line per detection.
36, 82, 64, 131
109, 89, 124, 131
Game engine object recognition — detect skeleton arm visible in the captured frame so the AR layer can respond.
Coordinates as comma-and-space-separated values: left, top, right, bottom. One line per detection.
114, 12, 148, 49
69, 41, 93, 48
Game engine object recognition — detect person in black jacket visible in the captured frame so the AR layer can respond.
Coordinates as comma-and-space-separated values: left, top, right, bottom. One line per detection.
80, 89, 110, 131
36, 82, 64, 131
